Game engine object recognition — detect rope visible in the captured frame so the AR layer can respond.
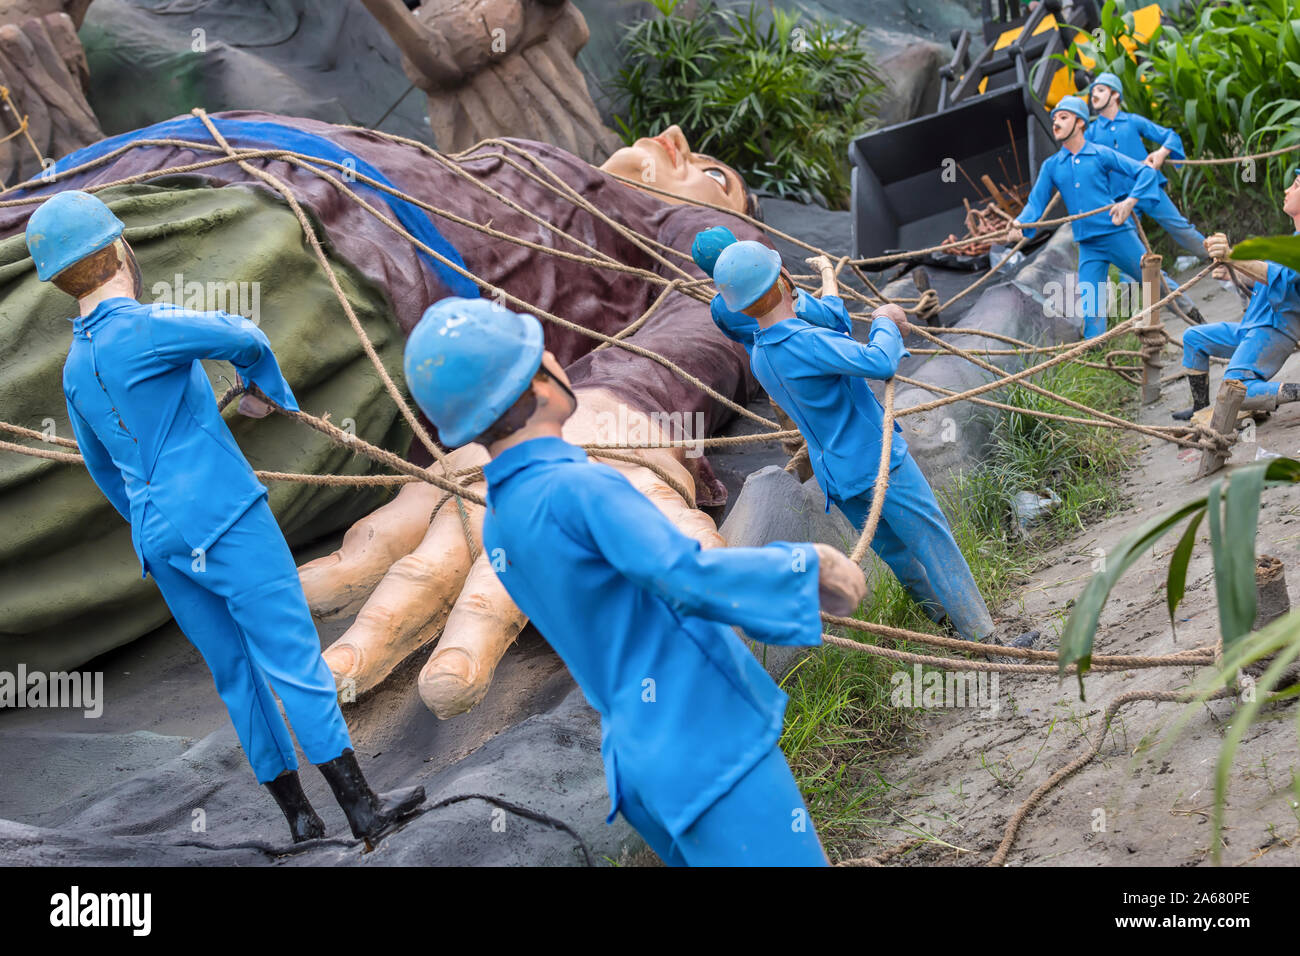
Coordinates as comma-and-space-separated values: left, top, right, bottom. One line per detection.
1170, 141, 1300, 166
0, 86, 46, 169
849, 378, 894, 565
988, 687, 1235, 866
0, 114, 1276, 871
0, 131, 1238, 517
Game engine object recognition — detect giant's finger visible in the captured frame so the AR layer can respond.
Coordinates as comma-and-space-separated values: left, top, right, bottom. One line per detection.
321, 485, 485, 697
419, 552, 526, 718
298, 443, 488, 619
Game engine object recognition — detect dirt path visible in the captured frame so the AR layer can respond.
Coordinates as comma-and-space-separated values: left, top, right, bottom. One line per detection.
867, 271, 1300, 867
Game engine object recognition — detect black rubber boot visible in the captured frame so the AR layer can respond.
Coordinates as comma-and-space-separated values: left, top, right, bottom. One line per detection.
1280, 383, 1300, 405
1177, 300, 1205, 325
317, 749, 425, 844
1171, 372, 1210, 421
987, 629, 1040, 666
265, 770, 326, 844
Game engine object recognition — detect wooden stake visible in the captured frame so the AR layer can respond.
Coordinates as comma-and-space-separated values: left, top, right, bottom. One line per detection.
980, 174, 1015, 215
1195, 378, 1247, 479
1138, 253, 1165, 405
1006, 118, 1023, 182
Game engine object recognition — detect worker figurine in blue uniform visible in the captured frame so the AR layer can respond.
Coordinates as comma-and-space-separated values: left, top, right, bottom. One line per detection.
1173, 169, 1300, 420
403, 296, 870, 866
1086, 72, 1206, 257
26, 190, 424, 845
1007, 95, 1167, 339
714, 240, 1039, 651
691, 225, 852, 352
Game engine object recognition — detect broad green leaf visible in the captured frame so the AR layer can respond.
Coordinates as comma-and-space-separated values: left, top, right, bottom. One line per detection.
1232, 235, 1300, 271
1059, 500, 1206, 695
1166, 509, 1206, 631
1214, 462, 1267, 648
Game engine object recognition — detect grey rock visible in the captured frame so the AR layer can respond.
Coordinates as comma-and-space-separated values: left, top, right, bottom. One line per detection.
898, 226, 1080, 490
876, 41, 947, 126
720, 465, 860, 679
720, 465, 858, 553
763, 196, 855, 267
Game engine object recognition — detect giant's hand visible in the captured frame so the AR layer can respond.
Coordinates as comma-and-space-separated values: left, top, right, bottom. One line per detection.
297, 386, 724, 717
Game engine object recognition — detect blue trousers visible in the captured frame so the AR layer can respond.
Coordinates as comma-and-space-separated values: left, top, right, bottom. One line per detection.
617, 745, 828, 866
832, 453, 995, 642
1077, 227, 1149, 339
140, 498, 352, 783
1182, 322, 1298, 402
1137, 189, 1205, 256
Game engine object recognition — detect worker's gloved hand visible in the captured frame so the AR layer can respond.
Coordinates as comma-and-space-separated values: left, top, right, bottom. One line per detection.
1004, 222, 1024, 244
805, 254, 833, 275
1204, 232, 1231, 261
1109, 197, 1138, 226
813, 544, 867, 617
235, 374, 274, 419
871, 303, 911, 338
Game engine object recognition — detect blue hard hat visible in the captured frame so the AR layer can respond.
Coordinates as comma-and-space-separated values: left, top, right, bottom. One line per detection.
1091, 72, 1123, 94
25, 190, 124, 282
714, 240, 782, 312
691, 225, 738, 277
404, 297, 545, 448
1052, 95, 1091, 123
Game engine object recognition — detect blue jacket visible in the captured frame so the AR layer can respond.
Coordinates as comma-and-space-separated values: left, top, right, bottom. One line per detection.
481, 437, 822, 837
711, 288, 852, 354
62, 297, 299, 576
1241, 254, 1300, 343
1085, 110, 1185, 192
1017, 141, 1163, 241
750, 316, 909, 505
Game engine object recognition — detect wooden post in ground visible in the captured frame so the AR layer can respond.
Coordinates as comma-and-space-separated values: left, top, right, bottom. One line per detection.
1138, 253, 1166, 405
1240, 556, 1300, 687
1195, 378, 1247, 479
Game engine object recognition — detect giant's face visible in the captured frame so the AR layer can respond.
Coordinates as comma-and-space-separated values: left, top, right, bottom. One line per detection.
600, 124, 749, 214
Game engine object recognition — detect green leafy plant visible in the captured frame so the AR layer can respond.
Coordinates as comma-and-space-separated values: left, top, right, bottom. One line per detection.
610, 0, 882, 208
1057, 455, 1300, 860
1052, 0, 1300, 238
1232, 234, 1300, 271
1059, 457, 1300, 694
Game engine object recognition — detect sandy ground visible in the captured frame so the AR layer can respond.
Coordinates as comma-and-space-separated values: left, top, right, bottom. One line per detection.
863, 269, 1300, 867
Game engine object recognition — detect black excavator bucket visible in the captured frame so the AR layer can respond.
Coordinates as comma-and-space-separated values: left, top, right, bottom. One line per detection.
849, 84, 1053, 261
849, 0, 1101, 261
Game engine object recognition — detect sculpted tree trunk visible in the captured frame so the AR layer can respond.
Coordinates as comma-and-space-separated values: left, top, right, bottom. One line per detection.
359, 0, 622, 164
0, 10, 102, 185
0, 0, 92, 30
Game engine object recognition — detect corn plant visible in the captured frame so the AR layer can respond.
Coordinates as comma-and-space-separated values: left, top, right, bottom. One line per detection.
1054, 0, 1300, 234
610, 0, 881, 208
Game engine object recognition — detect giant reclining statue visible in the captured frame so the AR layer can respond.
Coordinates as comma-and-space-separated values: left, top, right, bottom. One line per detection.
0, 110, 772, 718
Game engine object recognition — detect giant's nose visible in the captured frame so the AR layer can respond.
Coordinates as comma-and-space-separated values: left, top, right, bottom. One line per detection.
660, 124, 692, 160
